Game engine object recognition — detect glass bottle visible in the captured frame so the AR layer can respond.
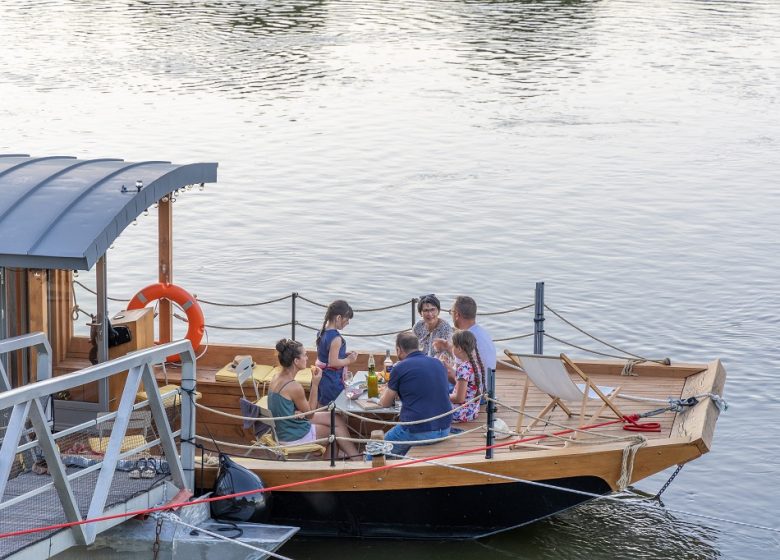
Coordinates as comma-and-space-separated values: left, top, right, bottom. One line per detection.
383, 349, 393, 381
366, 354, 379, 398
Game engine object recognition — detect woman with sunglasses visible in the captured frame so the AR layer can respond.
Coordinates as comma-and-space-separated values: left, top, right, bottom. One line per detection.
413, 294, 453, 356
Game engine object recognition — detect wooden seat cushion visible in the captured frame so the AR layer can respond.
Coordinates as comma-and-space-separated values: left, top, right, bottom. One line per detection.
215, 363, 276, 384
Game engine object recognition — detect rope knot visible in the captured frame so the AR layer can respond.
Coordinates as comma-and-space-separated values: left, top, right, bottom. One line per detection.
709, 394, 728, 412
365, 441, 394, 457
665, 396, 699, 412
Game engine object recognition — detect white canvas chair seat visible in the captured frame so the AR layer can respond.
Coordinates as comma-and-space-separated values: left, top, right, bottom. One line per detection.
504, 351, 625, 435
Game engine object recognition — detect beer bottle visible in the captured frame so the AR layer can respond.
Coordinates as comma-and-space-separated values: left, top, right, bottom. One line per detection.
366, 354, 379, 398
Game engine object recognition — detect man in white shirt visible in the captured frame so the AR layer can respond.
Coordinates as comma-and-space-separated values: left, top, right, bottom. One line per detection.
434, 295, 497, 372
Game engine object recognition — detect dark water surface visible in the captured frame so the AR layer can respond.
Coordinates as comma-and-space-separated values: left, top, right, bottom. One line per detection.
2, 0, 779, 557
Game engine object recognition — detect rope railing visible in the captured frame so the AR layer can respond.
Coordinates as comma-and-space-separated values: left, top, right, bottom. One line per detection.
353, 300, 415, 313
477, 303, 535, 316
492, 332, 534, 342
192, 394, 482, 427
543, 333, 638, 360
70, 280, 682, 357
544, 304, 669, 363
338, 424, 485, 446
197, 293, 293, 307
70, 282, 533, 320
337, 394, 483, 427
193, 401, 330, 422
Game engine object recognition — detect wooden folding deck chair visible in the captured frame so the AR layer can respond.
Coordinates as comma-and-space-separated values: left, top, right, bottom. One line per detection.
237, 365, 324, 460
503, 351, 625, 435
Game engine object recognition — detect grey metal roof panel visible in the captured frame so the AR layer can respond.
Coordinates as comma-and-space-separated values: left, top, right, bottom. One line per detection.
0, 155, 218, 270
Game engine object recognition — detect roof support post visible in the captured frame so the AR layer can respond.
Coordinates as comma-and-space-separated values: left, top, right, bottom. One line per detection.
96, 255, 110, 411
158, 195, 173, 343
26, 269, 48, 382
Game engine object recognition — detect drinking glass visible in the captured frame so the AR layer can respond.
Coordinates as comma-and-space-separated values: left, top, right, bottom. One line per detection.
342, 368, 354, 387
436, 351, 455, 369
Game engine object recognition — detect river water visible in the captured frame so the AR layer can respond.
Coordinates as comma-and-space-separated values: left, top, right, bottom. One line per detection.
1, 0, 779, 557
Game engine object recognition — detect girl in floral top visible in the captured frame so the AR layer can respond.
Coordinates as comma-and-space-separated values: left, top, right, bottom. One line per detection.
448, 330, 485, 423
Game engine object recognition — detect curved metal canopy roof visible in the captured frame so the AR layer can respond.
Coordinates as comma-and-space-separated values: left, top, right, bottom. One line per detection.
0, 154, 218, 270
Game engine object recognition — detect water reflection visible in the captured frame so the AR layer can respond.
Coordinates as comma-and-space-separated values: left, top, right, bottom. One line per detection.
2, 0, 780, 557
490, 498, 721, 560
280, 498, 721, 560
452, 0, 598, 95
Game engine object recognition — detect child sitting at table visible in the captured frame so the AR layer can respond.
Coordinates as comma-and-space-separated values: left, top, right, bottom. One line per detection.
448, 330, 484, 423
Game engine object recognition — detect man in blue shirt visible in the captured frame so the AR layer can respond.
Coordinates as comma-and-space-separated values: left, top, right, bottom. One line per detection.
377, 331, 452, 456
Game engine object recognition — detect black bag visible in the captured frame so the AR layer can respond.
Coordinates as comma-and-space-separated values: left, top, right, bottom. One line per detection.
88, 318, 133, 364
211, 454, 272, 523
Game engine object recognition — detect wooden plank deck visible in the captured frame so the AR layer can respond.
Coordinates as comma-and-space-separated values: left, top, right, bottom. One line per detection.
406, 366, 685, 459
56, 340, 690, 458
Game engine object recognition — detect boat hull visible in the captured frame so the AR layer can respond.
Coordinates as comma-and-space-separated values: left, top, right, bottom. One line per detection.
266, 475, 611, 539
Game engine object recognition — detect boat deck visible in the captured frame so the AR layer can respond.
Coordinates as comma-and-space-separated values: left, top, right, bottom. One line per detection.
55, 341, 706, 463
408, 365, 685, 459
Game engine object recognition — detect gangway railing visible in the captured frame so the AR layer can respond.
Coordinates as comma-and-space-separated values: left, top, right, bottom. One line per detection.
0, 334, 196, 557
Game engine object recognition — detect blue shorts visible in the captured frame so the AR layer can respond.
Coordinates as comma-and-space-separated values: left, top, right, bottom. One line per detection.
383, 425, 452, 457
317, 369, 344, 406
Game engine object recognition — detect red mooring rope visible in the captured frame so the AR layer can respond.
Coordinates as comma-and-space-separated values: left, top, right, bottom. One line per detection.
0, 415, 640, 540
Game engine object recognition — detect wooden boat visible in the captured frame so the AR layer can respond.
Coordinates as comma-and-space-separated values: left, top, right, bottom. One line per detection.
0, 154, 727, 540
157, 346, 725, 538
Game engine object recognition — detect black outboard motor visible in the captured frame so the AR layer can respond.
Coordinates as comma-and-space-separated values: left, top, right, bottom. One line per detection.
211, 454, 272, 523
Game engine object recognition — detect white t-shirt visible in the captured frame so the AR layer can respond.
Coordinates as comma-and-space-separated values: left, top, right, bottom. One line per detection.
469, 324, 497, 371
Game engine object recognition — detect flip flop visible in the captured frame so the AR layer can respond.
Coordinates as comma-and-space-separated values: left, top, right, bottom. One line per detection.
129, 458, 146, 479
141, 457, 156, 479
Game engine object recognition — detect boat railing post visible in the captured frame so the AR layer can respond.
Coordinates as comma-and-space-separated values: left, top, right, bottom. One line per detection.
534, 282, 545, 355
329, 404, 336, 467
370, 430, 386, 468
291, 292, 298, 340
485, 368, 495, 459
411, 298, 418, 329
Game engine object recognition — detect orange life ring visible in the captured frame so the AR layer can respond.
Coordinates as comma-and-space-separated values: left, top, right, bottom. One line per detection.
128, 283, 205, 360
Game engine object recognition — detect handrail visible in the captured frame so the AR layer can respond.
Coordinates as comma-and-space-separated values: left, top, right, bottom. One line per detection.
0, 337, 197, 547
0, 332, 52, 388
0, 341, 191, 409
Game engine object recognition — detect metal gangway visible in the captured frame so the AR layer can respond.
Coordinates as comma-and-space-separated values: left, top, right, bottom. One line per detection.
0, 333, 196, 559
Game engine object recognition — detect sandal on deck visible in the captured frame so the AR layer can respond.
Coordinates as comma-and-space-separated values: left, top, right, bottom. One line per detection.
129, 458, 146, 479
141, 458, 157, 479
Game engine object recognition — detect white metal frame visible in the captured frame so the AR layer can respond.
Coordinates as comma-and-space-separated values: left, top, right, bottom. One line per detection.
0, 333, 196, 547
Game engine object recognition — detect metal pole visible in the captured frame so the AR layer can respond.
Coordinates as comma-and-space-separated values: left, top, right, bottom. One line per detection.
291, 292, 297, 340
179, 349, 197, 491
329, 406, 336, 467
96, 255, 110, 411
411, 298, 418, 329
534, 282, 545, 355
485, 368, 495, 459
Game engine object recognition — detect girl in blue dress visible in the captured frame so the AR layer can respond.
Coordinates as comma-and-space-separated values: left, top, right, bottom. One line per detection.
315, 300, 357, 405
